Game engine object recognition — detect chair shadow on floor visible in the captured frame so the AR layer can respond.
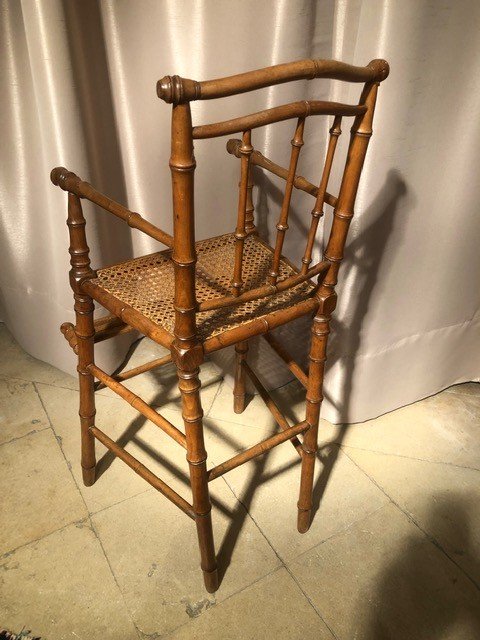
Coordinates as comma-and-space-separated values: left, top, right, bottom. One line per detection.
358, 493, 480, 639
211, 169, 408, 579
93, 169, 408, 588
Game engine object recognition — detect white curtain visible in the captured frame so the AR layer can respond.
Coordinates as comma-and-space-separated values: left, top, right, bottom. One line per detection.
1, 0, 479, 423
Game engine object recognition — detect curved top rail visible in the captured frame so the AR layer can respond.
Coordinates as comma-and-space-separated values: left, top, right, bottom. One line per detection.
157, 58, 389, 105
192, 100, 366, 140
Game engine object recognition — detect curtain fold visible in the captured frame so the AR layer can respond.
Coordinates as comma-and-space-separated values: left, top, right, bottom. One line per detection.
1, 0, 479, 423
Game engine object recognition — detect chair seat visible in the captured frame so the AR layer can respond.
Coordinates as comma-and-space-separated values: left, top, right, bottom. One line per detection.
90, 232, 315, 341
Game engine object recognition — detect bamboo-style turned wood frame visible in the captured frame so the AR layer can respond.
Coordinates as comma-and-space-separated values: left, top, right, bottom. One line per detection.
51, 57, 389, 593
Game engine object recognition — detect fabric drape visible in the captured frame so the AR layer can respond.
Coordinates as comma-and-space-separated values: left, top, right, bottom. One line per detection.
1, 0, 479, 423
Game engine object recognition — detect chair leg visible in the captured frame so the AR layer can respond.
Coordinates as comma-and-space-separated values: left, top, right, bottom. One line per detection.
75, 292, 97, 486
177, 366, 218, 593
233, 341, 249, 413
297, 314, 329, 533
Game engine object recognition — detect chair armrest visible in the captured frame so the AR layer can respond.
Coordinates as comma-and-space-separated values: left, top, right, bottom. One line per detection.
50, 167, 173, 248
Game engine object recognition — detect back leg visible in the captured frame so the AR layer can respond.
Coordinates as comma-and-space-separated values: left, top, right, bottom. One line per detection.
233, 340, 249, 413
297, 314, 329, 532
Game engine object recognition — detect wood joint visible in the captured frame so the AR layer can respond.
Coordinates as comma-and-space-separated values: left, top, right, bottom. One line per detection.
170, 343, 204, 369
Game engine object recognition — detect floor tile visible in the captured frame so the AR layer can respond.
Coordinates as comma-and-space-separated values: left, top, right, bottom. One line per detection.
335, 385, 480, 470
0, 522, 138, 640
0, 377, 50, 445
202, 412, 282, 463
0, 324, 78, 390
445, 382, 480, 398
166, 567, 333, 639
289, 503, 480, 640
91, 486, 281, 636
0, 429, 87, 554
346, 447, 480, 585
219, 436, 389, 562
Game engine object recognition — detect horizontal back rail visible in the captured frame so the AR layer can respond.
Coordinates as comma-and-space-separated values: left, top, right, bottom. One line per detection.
226, 139, 337, 208
192, 100, 366, 139
51, 167, 173, 248
157, 58, 389, 104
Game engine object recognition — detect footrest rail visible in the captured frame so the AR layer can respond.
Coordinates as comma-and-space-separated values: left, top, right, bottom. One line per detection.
90, 426, 194, 518
207, 421, 308, 482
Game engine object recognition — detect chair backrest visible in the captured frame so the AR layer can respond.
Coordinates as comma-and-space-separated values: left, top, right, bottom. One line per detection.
157, 58, 389, 355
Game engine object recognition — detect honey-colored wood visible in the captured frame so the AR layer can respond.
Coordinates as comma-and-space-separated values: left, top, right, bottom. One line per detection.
245, 163, 256, 234
60, 322, 79, 354
297, 79, 381, 533
226, 139, 338, 208
198, 259, 329, 312
52, 56, 388, 594
88, 363, 187, 448
233, 341, 248, 414
170, 102, 218, 593
208, 421, 308, 482
157, 58, 389, 104
90, 426, 194, 518
269, 118, 305, 284
93, 314, 133, 343
297, 314, 329, 533
107, 353, 172, 385
192, 100, 366, 139
242, 361, 303, 455
66, 193, 97, 487
301, 116, 342, 274
232, 130, 253, 295
203, 296, 320, 354
51, 167, 173, 248
82, 278, 174, 349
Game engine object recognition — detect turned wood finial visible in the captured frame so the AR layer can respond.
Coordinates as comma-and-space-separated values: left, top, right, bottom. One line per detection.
50, 167, 81, 192
156, 75, 200, 104
367, 59, 390, 82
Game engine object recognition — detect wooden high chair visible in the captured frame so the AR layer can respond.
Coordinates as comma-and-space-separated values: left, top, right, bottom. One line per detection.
52, 57, 389, 593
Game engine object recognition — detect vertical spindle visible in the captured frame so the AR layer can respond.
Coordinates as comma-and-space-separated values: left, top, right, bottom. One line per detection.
245, 164, 256, 234
301, 116, 342, 275
268, 117, 305, 285
232, 130, 253, 295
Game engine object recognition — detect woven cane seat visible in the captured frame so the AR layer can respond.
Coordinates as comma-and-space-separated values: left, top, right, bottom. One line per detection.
91, 233, 315, 340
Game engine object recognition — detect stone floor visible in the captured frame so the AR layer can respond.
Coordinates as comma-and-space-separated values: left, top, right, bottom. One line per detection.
0, 322, 479, 639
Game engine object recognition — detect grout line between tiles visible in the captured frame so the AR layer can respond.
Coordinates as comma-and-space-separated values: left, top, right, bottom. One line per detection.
32, 382, 144, 640
205, 379, 224, 418
342, 447, 480, 593
156, 565, 286, 640
0, 514, 90, 560
0, 426, 51, 448
219, 473, 338, 639
339, 443, 480, 473
288, 502, 390, 564
0, 372, 79, 393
